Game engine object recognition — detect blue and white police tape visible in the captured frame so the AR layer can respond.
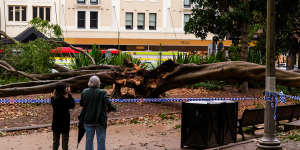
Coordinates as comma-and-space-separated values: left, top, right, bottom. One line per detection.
1, 93, 299, 106
0, 97, 265, 104
265, 91, 287, 120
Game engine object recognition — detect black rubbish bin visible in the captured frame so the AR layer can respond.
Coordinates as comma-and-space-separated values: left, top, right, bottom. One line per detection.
181, 101, 238, 149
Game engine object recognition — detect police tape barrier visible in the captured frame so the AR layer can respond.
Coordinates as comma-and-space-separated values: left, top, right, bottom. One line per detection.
0, 92, 296, 105
0, 96, 276, 104
1, 92, 299, 121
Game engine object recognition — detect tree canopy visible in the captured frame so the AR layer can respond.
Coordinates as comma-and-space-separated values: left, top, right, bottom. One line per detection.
185, 0, 300, 54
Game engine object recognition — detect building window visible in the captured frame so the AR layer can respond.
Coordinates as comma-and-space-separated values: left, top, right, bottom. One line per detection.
15, 6, 20, 21
33, 7, 37, 18
8, 6, 27, 22
137, 13, 145, 30
8, 7, 13, 21
77, 0, 85, 4
184, 0, 191, 8
90, 0, 98, 5
184, 14, 191, 27
33, 6, 51, 21
22, 7, 27, 21
46, 8, 51, 21
90, 11, 98, 29
78, 11, 86, 28
39, 7, 44, 20
149, 13, 156, 30
125, 12, 133, 30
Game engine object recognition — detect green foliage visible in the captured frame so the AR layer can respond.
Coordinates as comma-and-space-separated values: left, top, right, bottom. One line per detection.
173, 52, 226, 65
215, 50, 225, 62
186, 0, 251, 42
203, 54, 218, 64
159, 113, 167, 120
174, 124, 181, 129
187, 0, 300, 56
30, 18, 62, 38
227, 46, 241, 61
157, 44, 163, 66
71, 53, 95, 69
130, 118, 139, 124
71, 51, 142, 69
71, 46, 106, 69
253, 101, 264, 109
242, 126, 255, 134
277, 85, 290, 95
286, 130, 300, 141
276, 85, 300, 96
107, 53, 141, 66
248, 47, 265, 65
3, 39, 55, 74
0, 76, 29, 85
173, 52, 203, 64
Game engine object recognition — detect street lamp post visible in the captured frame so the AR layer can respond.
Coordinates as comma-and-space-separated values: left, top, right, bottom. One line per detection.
257, 0, 282, 149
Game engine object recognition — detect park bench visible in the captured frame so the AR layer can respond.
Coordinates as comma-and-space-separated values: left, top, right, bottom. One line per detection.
237, 104, 300, 141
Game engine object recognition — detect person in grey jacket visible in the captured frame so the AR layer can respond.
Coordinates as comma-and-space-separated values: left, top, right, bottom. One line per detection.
80, 75, 116, 150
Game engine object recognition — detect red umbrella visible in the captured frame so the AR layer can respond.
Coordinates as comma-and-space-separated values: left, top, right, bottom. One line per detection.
51, 47, 81, 54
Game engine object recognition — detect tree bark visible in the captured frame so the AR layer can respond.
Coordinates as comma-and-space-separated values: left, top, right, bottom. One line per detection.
287, 53, 295, 70
52, 64, 70, 72
2, 61, 300, 98
0, 30, 19, 44
298, 53, 300, 69
240, 0, 249, 93
0, 71, 116, 97
0, 60, 39, 81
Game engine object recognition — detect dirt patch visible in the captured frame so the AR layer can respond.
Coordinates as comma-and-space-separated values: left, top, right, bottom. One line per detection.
0, 87, 295, 129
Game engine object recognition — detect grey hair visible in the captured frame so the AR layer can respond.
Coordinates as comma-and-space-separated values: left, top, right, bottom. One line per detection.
88, 75, 101, 88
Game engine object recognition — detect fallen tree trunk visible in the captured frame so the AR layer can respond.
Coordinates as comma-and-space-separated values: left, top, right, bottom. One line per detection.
0, 60, 39, 81
52, 64, 70, 72
0, 80, 58, 89
0, 71, 116, 97
143, 61, 300, 97
32, 70, 102, 80
2, 61, 300, 98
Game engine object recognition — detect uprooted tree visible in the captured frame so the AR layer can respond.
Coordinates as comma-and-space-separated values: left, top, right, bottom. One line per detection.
1, 60, 300, 98
1, 18, 300, 98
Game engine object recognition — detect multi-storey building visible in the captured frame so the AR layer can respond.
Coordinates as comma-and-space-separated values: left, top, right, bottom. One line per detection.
0, 0, 231, 52
0, 0, 62, 37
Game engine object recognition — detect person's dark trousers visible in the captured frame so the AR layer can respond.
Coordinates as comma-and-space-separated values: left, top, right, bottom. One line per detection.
53, 131, 69, 150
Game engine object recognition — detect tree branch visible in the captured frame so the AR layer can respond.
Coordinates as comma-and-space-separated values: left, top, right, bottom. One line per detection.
0, 30, 19, 44
0, 60, 39, 81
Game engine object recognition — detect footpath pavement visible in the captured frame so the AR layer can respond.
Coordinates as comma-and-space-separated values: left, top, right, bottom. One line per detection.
0, 120, 183, 150
1, 120, 300, 150
212, 139, 300, 150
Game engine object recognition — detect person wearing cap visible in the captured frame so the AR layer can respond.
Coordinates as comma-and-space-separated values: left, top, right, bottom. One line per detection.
80, 75, 116, 150
51, 82, 75, 150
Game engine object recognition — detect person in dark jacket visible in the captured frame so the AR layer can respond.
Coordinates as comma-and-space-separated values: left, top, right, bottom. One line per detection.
51, 82, 75, 150
80, 75, 116, 150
